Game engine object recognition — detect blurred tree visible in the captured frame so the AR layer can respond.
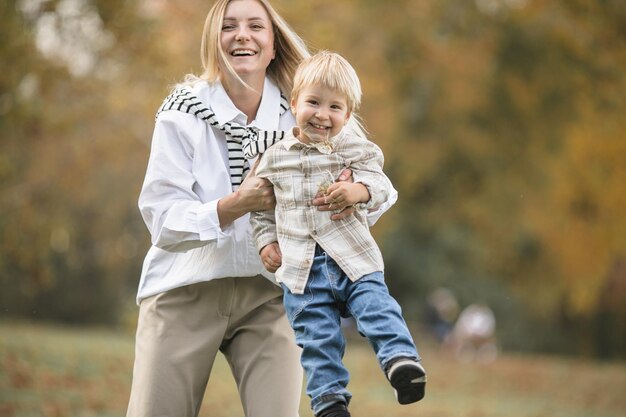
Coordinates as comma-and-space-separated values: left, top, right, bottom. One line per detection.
379, 0, 626, 357
1, 0, 164, 323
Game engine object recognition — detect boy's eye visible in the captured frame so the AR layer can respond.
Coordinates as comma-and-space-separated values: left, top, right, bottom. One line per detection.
306, 100, 318, 105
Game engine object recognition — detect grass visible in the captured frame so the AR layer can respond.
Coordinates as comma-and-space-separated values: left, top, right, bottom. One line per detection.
1, 320, 625, 417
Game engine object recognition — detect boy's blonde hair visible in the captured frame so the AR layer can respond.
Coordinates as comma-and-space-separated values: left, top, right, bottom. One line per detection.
193, 0, 309, 95
292, 50, 367, 137
291, 51, 362, 113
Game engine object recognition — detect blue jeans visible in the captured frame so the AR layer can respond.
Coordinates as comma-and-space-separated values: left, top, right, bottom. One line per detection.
282, 245, 420, 415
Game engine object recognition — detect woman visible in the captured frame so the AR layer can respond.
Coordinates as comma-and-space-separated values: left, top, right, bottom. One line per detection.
127, 1, 396, 416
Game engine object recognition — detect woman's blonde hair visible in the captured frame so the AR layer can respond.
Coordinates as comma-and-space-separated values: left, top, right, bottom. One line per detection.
292, 50, 368, 138
191, 0, 309, 96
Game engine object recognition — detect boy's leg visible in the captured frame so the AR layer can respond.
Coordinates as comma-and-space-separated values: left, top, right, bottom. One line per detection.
126, 280, 229, 417
344, 271, 426, 404
221, 276, 303, 417
345, 271, 420, 367
283, 248, 352, 416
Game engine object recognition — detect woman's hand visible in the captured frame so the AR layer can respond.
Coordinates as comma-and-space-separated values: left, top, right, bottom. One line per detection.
260, 242, 282, 273
312, 168, 368, 221
217, 163, 276, 227
237, 174, 276, 212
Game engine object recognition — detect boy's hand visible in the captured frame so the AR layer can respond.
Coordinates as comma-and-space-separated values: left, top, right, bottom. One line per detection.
324, 182, 370, 209
313, 168, 369, 221
260, 242, 282, 273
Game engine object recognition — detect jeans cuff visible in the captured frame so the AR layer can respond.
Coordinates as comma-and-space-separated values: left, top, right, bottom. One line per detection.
312, 393, 349, 415
382, 352, 420, 373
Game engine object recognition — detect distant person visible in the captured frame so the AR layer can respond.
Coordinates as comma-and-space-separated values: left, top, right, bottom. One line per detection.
251, 51, 426, 417
449, 303, 498, 363
424, 287, 460, 343
127, 1, 397, 416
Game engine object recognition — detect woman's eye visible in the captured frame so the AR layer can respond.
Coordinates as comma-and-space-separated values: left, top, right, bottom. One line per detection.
222, 25, 235, 31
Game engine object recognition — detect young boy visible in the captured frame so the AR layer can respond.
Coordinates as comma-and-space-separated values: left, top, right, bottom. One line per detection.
250, 51, 426, 417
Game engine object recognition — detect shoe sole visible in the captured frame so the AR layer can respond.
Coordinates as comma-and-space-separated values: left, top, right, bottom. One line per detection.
389, 364, 426, 405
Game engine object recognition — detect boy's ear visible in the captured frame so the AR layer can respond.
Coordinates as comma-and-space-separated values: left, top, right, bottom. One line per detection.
345, 111, 352, 122
290, 98, 297, 114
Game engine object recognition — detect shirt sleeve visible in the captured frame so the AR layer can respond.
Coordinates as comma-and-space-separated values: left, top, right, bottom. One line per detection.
340, 136, 398, 226
341, 137, 394, 214
364, 180, 398, 226
138, 111, 224, 252
250, 209, 278, 252
249, 154, 279, 251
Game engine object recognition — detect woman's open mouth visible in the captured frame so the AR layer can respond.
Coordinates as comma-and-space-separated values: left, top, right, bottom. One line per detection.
231, 49, 257, 57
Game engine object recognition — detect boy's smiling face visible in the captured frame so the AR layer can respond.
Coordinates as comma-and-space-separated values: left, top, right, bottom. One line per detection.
291, 84, 351, 144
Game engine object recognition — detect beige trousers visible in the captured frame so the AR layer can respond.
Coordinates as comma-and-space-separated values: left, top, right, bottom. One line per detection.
126, 277, 303, 417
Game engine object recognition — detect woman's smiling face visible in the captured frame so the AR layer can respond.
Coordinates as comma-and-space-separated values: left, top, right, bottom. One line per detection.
220, 0, 276, 81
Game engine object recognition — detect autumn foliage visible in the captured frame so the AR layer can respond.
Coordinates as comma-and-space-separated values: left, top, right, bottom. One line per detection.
1, 0, 624, 358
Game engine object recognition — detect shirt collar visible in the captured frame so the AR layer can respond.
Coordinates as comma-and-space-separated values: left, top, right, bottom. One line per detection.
280, 129, 302, 151
202, 77, 282, 129
280, 127, 341, 155
252, 78, 282, 130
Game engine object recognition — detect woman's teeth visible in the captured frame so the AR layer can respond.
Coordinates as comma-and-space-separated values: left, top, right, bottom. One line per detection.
232, 49, 255, 56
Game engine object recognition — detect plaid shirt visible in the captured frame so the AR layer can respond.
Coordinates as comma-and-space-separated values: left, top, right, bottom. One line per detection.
250, 128, 392, 294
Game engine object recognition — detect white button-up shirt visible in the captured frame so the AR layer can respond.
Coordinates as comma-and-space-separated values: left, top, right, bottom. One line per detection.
136, 78, 397, 303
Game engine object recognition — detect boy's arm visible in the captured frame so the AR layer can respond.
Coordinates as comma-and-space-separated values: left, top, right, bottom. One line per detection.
250, 207, 281, 272
250, 154, 282, 272
363, 178, 397, 225
250, 208, 278, 254
249, 155, 280, 252
341, 138, 392, 211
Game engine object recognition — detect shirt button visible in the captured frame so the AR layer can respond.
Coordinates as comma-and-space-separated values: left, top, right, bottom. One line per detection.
311, 230, 317, 235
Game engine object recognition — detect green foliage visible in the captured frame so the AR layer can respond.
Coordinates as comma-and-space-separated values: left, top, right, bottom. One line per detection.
0, 0, 624, 358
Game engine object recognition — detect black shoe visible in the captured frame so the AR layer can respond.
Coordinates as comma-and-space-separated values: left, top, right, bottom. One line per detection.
387, 359, 427, 405
316, 402, 351, 417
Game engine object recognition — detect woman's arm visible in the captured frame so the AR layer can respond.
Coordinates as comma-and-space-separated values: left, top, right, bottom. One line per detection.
139, 112, 276, 252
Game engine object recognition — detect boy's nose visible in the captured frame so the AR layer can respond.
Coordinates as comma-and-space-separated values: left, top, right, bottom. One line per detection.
315, 109, 328, 119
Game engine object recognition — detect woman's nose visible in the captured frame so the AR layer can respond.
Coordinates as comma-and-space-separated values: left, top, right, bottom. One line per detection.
235, 26, 250, 41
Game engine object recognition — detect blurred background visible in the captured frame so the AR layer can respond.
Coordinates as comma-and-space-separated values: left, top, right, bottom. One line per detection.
1, 0, 626, 414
